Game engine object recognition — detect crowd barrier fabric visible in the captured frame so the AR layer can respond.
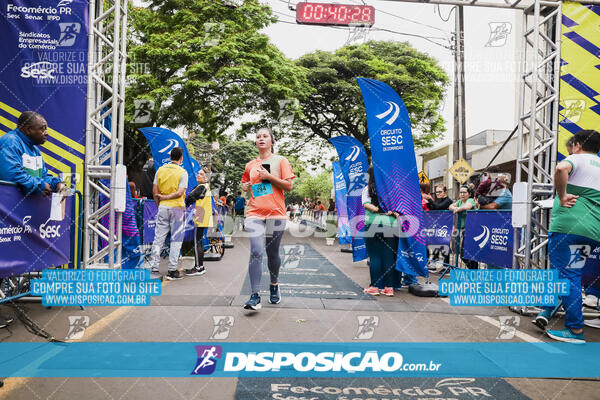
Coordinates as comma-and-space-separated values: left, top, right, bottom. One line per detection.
583, 245, 600, 292
462, 211, 514, 268
141, 199, 197, 245
332, 162, 351, 245
357, 77, 428, 277
0, 183, 72, 278
422, 211, 453, 247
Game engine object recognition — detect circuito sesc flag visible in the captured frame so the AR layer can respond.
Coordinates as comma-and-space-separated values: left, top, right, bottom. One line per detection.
356, 77, 428, 277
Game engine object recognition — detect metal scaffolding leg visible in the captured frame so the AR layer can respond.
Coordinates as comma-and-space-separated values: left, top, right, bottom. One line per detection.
83, 0, 128, 268
514, 0, 561, 270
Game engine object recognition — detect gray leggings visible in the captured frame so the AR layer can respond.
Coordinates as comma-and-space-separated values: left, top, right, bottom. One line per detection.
246, 218, 286, 294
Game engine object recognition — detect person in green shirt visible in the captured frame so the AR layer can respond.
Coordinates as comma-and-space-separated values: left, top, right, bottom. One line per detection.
533, 130, 600, 343
449, 186, 479, 269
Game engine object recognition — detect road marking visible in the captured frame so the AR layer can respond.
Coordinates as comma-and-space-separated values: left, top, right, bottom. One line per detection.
439, 297, 542, 343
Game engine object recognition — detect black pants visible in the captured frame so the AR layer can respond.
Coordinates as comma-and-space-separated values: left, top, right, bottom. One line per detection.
193, 226, 206, 267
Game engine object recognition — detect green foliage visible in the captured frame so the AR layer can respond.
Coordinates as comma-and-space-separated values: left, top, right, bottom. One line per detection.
212, 139, 258, 195
295, 170, 332, 201
125, 0, 312, 141
280, 40, 449, 162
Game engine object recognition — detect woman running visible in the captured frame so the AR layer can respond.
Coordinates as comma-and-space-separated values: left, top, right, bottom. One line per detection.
241, 128, 295, 310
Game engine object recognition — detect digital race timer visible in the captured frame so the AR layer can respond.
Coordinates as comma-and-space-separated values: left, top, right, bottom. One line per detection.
295, 2, 375, 27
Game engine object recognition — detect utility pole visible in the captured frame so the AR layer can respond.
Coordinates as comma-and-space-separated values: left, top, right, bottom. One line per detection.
452, 5, 467, 196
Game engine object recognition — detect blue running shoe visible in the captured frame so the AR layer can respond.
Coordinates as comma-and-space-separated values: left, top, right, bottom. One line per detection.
244, 293, 261, 310
269, 284, 281, 304
532, 301, 562, 330
532, 309, 553, 330
546, 328, 585, 344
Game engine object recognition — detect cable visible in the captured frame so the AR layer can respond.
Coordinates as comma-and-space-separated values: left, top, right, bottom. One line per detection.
7, 301, 63, 343
482, 124, 518, 173
436, 4, 455, 22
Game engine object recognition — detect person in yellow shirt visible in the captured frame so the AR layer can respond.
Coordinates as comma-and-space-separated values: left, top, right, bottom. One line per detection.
149, 147, 188, 280
184, 169, 215, 276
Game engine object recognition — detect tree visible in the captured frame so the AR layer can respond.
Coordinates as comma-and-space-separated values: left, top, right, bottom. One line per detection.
295, 171, 333, 201
277, 41, 449, 163
123, 0, 312, 175
211, 139, 258, 195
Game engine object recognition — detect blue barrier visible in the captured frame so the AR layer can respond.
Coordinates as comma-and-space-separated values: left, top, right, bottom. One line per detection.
0, 181, 82, 304
0, 181, 73, 278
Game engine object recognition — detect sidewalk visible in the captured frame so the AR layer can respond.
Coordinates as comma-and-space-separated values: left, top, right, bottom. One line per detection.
1, 223, 598, 399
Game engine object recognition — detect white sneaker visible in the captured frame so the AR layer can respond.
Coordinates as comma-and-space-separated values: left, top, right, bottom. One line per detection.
583, 318, 600, 329
583, 294, 599, 309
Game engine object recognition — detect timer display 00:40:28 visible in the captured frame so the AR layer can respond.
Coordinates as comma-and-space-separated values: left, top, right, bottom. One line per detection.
296, 2, 375, 27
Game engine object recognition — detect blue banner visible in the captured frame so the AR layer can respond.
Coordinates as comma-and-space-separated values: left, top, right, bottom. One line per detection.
0, 0, 88, 266
0, 342, 599, 378
463, 211, 514, 268
356, 78, 428, 277
582, 245, 600, 292
139, 127, 198, 192
423, 211, 454, 247
0, 183, 72, 278
0, 0, 88, 187
332, 162, 351, 245
141, 199, 196, 244
329, 136, 368, 261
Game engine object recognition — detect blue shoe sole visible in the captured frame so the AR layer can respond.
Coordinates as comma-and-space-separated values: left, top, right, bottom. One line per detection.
546, 330, 585, 344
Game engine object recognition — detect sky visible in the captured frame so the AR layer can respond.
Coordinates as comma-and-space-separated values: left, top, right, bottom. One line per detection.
261, 0, 522, 148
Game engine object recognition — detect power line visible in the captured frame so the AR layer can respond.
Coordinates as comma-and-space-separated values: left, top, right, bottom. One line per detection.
272, 17, 452, 49
435, 4, 455, 22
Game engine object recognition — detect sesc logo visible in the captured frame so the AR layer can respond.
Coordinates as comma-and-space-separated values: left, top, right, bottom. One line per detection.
39, 221, 62, 239
375, 101, 400, 125
473, 225, 490, 249
21, 62, 56, 80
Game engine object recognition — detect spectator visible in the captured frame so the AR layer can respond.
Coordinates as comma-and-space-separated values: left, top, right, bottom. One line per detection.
184, 169, 214, 277
420, 182, 432, 211
533, 130, 600, 342
362, 165, 399, 296
292, 203, 300, 222
129, 180, 138, 199
449, 185, 479, 270
479, 174, 512, 210
149, 147, 188, 281
317, 200, 326, 226
0, 111, 64, 195
475, 167, 499, 206
234, 191, 246, 230
328, 198, 336, 217
100, 177, 142, 270
427, 184, 453, 269
361, 166, 416, 295
240, 127, 295, 311
140, 157, 155, 198
428, 184, 453, 210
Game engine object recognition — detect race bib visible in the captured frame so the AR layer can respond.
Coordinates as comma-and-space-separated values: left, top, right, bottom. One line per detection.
252, 182, 273, 197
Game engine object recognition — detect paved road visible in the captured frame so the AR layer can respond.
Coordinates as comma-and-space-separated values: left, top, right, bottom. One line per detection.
1, 222, 598, 399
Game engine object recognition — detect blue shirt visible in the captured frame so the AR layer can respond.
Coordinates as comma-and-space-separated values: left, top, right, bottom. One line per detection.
0, 129, 62, 195
234, 196, 245, 210
494, 188, 512, 209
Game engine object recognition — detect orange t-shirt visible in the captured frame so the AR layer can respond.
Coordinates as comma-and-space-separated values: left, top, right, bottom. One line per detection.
318, 204, 326, 211
241, 155, 295, 219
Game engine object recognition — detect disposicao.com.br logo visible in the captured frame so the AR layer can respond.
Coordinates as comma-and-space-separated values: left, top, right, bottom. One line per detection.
206, 350, 442, 374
